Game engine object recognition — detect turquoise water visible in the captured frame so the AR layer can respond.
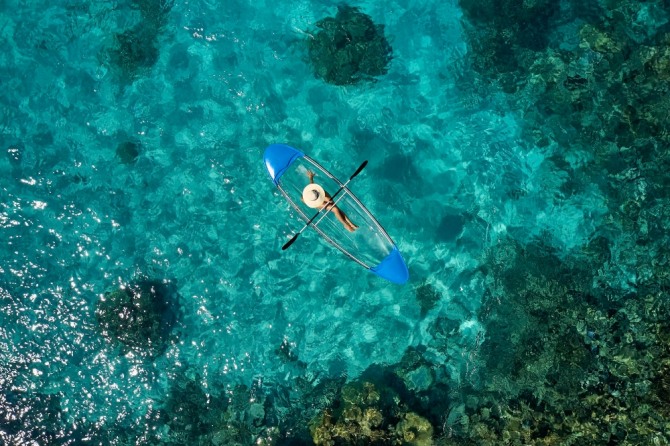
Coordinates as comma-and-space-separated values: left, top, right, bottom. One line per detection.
2, 0, 670, 444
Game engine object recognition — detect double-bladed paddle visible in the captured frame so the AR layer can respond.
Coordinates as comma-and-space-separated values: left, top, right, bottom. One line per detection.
281, 160, 368, 250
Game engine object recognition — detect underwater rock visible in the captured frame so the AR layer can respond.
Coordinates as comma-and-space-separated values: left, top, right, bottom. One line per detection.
415, 282, 441, 316
248, 402, 266, 427
135, 0, 175, 24
404, 366, 434, 393
109, 0, 174, 82
437, 213, 465, 242
307, 5, 392, 85
32, 123, 54, 147
111, 25, 160, 80
116, 141, 140, 164
95, 279, 178, 358
563, 74, 588, 92
652, 359, 670, 410
275, 337, 299, 363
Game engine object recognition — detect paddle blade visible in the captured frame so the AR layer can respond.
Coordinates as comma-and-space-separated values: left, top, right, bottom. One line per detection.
349, 160, 368, 180
281, 233, 299, 250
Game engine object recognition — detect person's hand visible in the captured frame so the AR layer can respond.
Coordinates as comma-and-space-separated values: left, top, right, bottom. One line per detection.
306, 170, 315, 181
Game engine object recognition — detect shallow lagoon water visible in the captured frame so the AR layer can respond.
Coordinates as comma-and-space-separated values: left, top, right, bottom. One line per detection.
2, 0, 670, 444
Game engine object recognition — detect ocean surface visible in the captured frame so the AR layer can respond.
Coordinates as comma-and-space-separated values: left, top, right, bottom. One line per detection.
2, 0, 670, 444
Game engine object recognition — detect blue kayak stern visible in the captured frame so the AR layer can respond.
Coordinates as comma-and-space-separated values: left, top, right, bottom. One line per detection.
370, 246, 409, 284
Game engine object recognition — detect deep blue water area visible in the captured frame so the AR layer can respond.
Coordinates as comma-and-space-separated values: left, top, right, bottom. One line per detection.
2, 0, 670, 444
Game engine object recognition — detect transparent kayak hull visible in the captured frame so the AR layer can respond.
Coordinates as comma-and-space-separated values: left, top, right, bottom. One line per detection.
264, 144, 409, 284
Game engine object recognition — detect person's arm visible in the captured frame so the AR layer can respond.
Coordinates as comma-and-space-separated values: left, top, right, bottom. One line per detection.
306, 170, 315, 184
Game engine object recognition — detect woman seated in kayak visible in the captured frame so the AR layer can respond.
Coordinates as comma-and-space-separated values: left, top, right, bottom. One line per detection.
303, 170, 358, 232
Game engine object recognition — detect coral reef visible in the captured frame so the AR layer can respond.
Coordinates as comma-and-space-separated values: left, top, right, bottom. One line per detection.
309, 376, 436, 445
415, 281, 441, 316
395, 412, 433, 446
458, 0, 670, 185
440, 236, 670, 445
458, 0, 560, 92
450, 0, 670, 440
307, 5, 392, 85
109, 0, 174, 82
156, 372, 252, 445
111, 26, 160, 80
275, 336, 300, 364
436, 213, 464, 242
163, 374, 225, 441
95, 279, 178, 358
161, 375, 279, 446
0, 391, 67, 445
72, 372, 279, 446
116, 140, 140, 164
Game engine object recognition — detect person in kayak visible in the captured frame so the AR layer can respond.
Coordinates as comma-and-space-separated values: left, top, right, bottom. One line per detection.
303, 170, 358, 232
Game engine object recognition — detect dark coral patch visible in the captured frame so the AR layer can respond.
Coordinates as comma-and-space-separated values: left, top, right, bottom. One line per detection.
415, 282, 441, 316
110, 26, 160, 81
95, 279, 178, 358
108, 0, 174, 82
307, 5, 392, 85
116, 141, 140, 164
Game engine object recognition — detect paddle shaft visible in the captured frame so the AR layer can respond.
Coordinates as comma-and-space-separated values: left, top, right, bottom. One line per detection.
281, 160, 368, 250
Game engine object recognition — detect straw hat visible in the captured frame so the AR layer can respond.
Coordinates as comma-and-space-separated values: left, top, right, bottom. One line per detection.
302, 183, 327, 208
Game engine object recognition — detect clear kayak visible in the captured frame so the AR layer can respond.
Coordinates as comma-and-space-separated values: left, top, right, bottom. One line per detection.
263, 144, 409, 284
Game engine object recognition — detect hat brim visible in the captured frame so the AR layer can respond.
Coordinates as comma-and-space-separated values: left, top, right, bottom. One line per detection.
302, 184, 326, 208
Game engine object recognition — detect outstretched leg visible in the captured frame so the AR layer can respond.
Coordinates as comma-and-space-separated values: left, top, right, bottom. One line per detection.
330, 206, 357, 232
343, 214, 358, 231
